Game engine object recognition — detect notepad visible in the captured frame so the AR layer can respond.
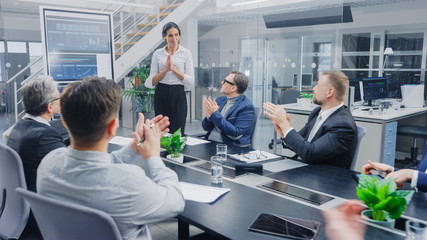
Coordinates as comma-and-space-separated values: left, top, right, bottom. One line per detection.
229, 150, 281, 163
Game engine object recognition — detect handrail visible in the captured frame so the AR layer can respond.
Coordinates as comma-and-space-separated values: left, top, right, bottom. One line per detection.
20, 66, 44, 86
6, 56, 43, 84
115, 0, 182, 57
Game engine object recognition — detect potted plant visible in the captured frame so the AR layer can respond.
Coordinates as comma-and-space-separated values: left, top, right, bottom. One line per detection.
356, 173, 414, 228
160, 128, 187, 163
122, 64, 156, 118
298, 92, 313, 108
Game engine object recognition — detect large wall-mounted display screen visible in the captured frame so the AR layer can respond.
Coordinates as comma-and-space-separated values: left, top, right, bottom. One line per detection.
41, 7, 114, 82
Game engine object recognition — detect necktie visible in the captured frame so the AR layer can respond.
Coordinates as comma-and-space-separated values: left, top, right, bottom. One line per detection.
307, 114, 322, 142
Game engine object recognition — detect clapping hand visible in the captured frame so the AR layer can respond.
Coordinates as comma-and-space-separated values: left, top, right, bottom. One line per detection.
203, 98, 219, 118
131, 113, 170, 159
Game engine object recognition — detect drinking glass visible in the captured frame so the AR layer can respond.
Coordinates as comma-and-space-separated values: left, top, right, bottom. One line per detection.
211, 156, 223, 184
406, 220, 427, 240
216, 144, 227, 162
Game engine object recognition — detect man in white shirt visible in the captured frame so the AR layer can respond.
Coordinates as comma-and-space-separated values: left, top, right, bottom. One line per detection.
37, 77, 185, 240
264, 70, 357, 169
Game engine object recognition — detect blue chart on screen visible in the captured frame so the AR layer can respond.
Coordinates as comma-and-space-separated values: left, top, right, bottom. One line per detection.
49, 54, 97, 80
46, 16, 110, 53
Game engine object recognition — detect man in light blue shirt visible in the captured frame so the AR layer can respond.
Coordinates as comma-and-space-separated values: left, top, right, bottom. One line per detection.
37, 77, 184, 240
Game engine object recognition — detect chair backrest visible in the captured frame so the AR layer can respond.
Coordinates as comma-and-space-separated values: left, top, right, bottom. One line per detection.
0, 144, 29, 239
250, 107, 262, 148
279, 89, 301, 104
350, 125, 367, 170
50, 118, 69, 141
16, 188, 122, 240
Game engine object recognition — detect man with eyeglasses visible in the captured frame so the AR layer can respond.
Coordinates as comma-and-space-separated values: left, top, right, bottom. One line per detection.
202, 71, 255, 147
6, 76, 68, 239
7, 76, 68, 192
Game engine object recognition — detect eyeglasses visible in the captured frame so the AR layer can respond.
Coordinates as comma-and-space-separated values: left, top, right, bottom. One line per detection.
242, 150, 267, 160
51, 97, 60, 103
223, 79, 236, 86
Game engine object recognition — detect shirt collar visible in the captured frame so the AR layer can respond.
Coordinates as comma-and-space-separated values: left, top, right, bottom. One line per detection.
319, 103, 344, 120
67, 147, 111, 163
163, 45, 181, 54
24, 113, 50, 126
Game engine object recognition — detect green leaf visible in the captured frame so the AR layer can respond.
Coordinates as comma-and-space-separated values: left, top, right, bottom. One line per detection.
357, 188, 379, 209
392, 190, 414, 204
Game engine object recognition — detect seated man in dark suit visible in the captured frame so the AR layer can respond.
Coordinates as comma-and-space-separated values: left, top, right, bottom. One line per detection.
362, 139, 427, 192
264, 70, 357, 169
202, 71, 255, 147
7, 76, 67, 192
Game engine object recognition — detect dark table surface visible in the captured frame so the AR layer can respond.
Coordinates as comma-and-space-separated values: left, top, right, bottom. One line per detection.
109, 139, 423, 239
165, 161, 407, 240
266, 164, 427, 222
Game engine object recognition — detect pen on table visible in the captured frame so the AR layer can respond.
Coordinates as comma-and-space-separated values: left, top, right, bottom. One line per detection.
137, 122, 155, 147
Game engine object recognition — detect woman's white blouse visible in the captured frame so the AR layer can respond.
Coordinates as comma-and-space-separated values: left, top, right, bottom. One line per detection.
145, 45, 194, 88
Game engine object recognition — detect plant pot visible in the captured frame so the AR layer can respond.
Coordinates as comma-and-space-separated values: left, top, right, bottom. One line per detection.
361, 210, 395, 228
298, 98, 312, 108
166, 154, 184, 163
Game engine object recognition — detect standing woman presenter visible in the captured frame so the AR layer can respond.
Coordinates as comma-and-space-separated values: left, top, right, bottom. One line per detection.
145, 22, 194, 134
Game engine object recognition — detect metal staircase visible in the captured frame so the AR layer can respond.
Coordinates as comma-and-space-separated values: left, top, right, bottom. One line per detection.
4, 0, 201, 125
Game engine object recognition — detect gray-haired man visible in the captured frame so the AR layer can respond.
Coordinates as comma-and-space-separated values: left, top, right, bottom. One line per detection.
7, 76, 67, 192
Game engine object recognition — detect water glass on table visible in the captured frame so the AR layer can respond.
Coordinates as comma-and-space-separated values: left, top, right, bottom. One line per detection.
216, 144, 227, 162
406, 220, 427, 240
211, 156, 223, 184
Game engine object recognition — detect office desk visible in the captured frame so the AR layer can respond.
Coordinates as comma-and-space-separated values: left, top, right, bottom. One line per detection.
279, 103, 427, 171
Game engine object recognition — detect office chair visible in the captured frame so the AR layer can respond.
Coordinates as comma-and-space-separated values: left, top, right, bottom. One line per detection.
249, 107, 262, 148
397, 125, 427, 168
0, 189, 5, 219
350, 125, 367, 170
16, 188, 122, 240
0, 144, 30, 240
279, 89, 301, 104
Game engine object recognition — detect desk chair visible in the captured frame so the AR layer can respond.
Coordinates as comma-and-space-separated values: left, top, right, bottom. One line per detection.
350, 125, 367, 170
279, 89, 300, 104
0, 144, 29, 240
397, 125, 427, 168
249, 107, 262, 148
16, 188, 122, 240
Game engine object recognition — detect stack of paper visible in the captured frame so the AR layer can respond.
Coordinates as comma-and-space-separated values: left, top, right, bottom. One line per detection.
179, 182, 230, 203
109, 136, 134, 146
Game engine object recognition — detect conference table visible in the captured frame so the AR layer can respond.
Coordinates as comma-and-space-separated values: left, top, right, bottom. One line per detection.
156, 138, 427, 240
109, 137, 427, 239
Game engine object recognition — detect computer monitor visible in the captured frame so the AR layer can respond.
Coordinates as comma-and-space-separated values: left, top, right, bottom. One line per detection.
349, 79, 361, 102
361, 77, 388, 106
292, 73, 313, 88
301, 74, 313, 88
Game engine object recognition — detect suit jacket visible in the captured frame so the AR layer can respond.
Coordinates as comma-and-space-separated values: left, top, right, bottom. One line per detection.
284, 105, 358, 169
202, 95, 255, 146
414, 140, 427, 192
7, 118, 66, 192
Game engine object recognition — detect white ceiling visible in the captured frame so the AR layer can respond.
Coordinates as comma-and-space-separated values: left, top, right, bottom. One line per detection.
196, 0, 423, 26
0, 0, 424, 25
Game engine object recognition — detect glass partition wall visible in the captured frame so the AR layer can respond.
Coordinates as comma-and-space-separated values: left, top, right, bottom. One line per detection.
195, 0, 344, 116
194, 0, 427, 119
